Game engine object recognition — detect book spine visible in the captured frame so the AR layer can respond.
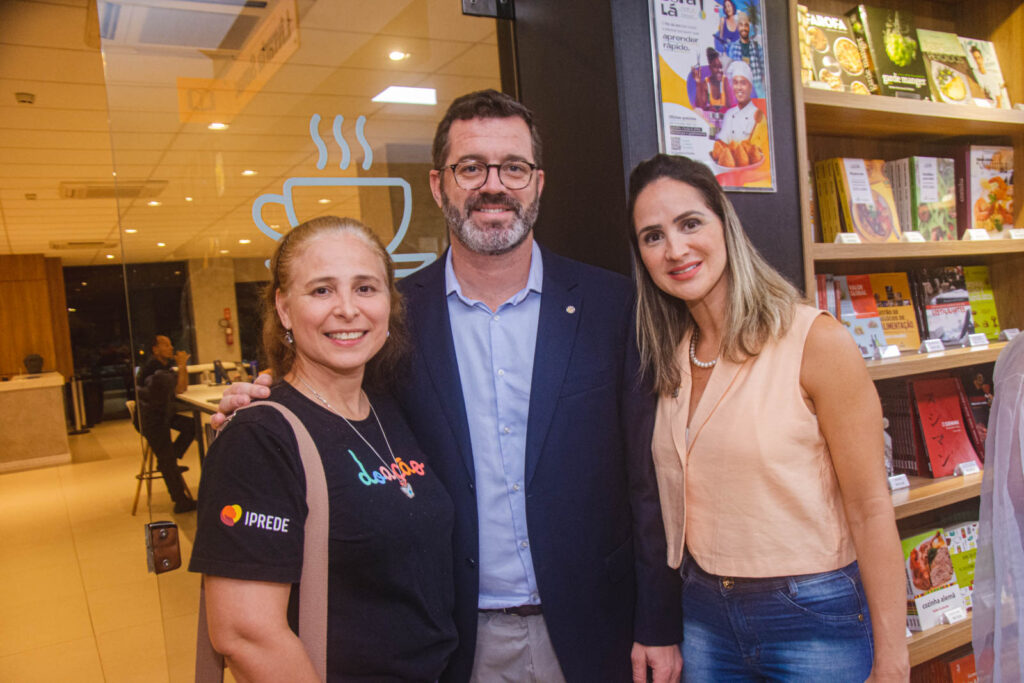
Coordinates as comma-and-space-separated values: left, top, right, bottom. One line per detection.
834, 159, 856, 235
954, 145, 969, 237
953, 376, 985, 460
846, 7, 880, 94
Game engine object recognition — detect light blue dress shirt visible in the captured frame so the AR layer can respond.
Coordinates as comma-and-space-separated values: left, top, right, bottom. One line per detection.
445, 241, 543, 608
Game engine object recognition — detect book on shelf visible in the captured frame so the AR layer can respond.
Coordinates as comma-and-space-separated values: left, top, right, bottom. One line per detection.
902, 528, 967, 631
797, 6, 870, 94
813, 159, 842, 242
846, 5, 930, 99
948, 651, 977, 683
912, 266, 975, 347
963, 265, 1001, 341
958, 36, 1012, 109
815, 273, 840, 318
956, 365, 994, 460
911, 376, 982, 478
884, 157, 957, 241
820, 158, 902, 242
878, 380, 929, 476
955, 145, 1014, 236
836, 274, 887, 358
910, 647, 977, 683
942, 521, 978, 611
869, 272, 921, 351
917, 28, 984, 106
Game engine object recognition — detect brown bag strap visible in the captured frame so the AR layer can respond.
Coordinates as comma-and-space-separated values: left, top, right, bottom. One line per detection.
195, 400, 330, 681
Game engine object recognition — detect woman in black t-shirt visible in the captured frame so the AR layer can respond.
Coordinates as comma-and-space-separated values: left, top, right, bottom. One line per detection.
189, 216, 456, 682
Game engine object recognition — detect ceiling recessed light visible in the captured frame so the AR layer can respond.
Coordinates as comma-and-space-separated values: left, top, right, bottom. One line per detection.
185, 196, 193, 202
372, 86, 437, 105
125, 228, 138, 234
389, 50, 411, 61
81, 281, 87, 286
208, 122, 229, 130
157, 242, 166, 247
219, 249, 230, 254
105, 254, 114, 259
148, 200, 161, 207
270, 224, 280, 229
239, 239, 251, 244
241, 169, 257, 176
112, 171, 117, 177
317, 198, 330, 204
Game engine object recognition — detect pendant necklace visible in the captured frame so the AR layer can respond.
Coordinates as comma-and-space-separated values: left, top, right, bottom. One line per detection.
296, 377, 415, 499
689, 327, 719, 369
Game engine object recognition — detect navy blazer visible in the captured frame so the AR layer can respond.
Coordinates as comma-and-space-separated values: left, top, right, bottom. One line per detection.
397, 245, 682, 683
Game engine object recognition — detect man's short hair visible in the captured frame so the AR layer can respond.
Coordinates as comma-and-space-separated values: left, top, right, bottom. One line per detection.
149, 334, 166, 351
736, 11, 749, 24
431, 89, 543, 169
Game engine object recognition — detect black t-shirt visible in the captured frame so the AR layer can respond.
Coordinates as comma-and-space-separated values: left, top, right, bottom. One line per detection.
189, 382, 457, 682
136, 356, 176, 431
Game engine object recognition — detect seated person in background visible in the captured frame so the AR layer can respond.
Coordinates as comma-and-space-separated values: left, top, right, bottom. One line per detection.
136, 334, 196, 513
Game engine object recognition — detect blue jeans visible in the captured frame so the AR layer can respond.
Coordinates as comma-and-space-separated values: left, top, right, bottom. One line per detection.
681, 556, 874, 682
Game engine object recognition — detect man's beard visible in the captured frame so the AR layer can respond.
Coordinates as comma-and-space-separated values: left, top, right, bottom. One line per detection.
441, 187, 540, 256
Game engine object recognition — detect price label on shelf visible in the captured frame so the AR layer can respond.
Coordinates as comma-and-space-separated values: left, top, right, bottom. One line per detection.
873, 344, 901, 359
942, 607, 968, 625
955, 461, 981, 477
963, 229, 990, 241
888, 474, 910, 491
834, 233, 862, 245
1005, 229, 1024, 240
918, 339, 945, 354
966, 333, 990, 347
900, 231, 926, 243
1000, 328, 1020, 341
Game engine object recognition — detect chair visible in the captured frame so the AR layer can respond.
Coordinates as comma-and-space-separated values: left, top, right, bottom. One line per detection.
127, 400, 192, 516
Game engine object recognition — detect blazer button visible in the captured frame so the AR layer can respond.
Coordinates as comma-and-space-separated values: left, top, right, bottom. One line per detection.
466, 557, 477, 568
468, 482, 475, 491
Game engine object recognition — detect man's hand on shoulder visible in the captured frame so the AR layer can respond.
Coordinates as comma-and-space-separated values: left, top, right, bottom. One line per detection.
631, 643, 682, 683
210, 373, 273, 429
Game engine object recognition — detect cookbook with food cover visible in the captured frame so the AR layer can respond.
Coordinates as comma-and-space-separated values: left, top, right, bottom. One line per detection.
869, 272, 921, 351
942, 521, 979, 611
846, 5, 930, 99
955, 145, 1014, 235
912, 266, 975, 347
836, 274, 887, 357
832, 158, 902, 242
911, 376, 982, 478
884, 157, 957, 241
959, 37, 1012, 108
798, 7, 870, 94
901, 528, 967, 631
963, 265, 1001, 341
917, 29, 983, 105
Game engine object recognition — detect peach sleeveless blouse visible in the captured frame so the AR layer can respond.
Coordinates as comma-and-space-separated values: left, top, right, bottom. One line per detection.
651, 305, 856, 577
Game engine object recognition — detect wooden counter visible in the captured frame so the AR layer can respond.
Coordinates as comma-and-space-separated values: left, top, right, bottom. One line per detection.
0, 372, 71, 472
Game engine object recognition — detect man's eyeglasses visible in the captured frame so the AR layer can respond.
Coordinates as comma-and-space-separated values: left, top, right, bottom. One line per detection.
442, 160, 539, 191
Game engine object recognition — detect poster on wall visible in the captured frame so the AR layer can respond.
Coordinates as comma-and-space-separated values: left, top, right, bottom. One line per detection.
650, 0, 776, 192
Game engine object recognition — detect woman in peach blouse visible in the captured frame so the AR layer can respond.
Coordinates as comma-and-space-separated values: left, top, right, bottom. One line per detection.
627, 154, 908, 681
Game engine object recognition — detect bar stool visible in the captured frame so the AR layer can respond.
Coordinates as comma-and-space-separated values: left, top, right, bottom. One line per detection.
127, 400, 192, 515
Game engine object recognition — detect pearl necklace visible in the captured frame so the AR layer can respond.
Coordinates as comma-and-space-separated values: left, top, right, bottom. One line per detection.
689, 327, 719, 369
296, 377, 414, 499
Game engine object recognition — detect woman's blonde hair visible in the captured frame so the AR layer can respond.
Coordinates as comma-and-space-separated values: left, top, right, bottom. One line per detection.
262, 216, 408, 390
626, 154, 801, 396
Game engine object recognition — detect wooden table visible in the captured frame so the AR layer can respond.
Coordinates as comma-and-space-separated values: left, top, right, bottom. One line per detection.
176, 383, 228, 462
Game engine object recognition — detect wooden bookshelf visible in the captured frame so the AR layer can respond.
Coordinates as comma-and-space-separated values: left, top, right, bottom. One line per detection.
892, 472, 983, 520
907, 617, 973, 667
811, 240, 1024, 262
803, 87, 1024, 140
866, 342, 1007, 380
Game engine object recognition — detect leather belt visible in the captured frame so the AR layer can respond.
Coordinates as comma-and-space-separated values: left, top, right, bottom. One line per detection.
479, 604, 543, 617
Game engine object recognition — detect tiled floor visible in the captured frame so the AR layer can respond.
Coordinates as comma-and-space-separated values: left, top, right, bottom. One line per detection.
0, 418, 206, 682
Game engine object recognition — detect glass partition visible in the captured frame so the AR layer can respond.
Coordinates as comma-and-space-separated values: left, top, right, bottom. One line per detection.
96, 0, 504, 677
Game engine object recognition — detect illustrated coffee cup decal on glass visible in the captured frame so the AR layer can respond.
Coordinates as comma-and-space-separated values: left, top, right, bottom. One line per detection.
252, 114, 437, 277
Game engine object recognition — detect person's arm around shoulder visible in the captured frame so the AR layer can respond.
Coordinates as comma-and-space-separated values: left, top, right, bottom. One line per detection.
801, 314, 909, 682
204, 576, 318, 682
211, 373, 273, 429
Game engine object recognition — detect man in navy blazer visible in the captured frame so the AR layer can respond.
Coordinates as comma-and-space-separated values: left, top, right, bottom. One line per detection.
404, 90, 681, 683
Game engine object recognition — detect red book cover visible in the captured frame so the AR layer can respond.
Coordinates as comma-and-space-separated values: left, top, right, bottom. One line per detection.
952, 376, 985, 461
908, 381, 932, 476
948, 651, 977, 682
911, 377, 982, 477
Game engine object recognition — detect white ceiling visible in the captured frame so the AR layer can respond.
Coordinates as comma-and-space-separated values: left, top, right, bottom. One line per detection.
0, 0, 501, 265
